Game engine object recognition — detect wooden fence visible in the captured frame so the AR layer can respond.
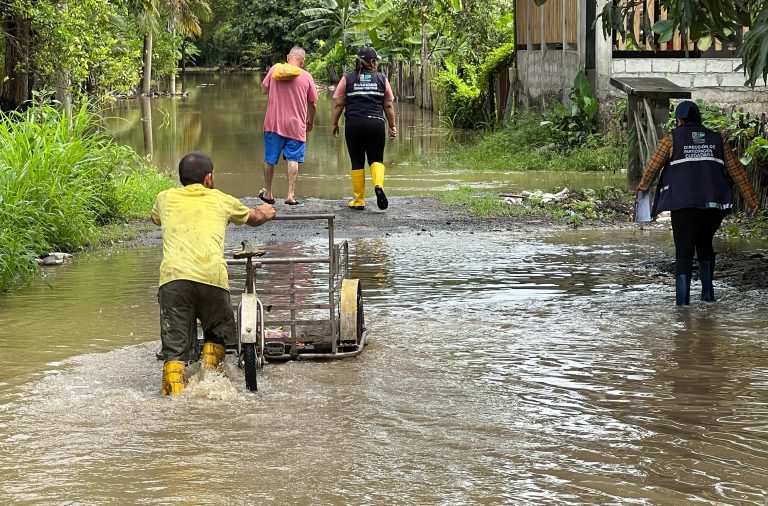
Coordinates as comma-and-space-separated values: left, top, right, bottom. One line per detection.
613, 0, 746, 54
516, 0, 579, 47
326, 60, 514, 123
726, 111, 768, 211
378, 61, 446, 112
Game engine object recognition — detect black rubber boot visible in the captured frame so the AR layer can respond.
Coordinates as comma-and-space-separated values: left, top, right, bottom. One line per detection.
699, 260, 715, 301
675, 274, 691, 306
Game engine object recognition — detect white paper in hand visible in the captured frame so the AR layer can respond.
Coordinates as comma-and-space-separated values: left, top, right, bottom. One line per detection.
633, 191, 651, 222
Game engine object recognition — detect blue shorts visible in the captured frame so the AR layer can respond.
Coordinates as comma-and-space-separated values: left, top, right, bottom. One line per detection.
263, 132, 305, 164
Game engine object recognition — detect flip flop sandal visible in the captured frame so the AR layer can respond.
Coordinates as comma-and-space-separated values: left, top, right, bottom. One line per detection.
284, 199, 304, 206
258, 189, 275, 205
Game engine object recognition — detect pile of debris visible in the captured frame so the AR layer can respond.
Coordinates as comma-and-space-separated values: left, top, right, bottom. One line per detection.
501, 187, 633, 220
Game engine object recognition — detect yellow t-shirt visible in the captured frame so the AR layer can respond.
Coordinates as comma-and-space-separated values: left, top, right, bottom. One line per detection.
151, 184, 251, 290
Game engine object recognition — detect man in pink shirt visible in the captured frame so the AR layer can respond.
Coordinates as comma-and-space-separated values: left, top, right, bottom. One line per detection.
259, 46, 318, 206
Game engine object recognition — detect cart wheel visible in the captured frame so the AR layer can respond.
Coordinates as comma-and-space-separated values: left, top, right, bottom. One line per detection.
340, 278, 364, 344
242, 343, 258, 392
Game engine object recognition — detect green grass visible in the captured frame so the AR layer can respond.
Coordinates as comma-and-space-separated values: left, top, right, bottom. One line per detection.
0, 102, 175, 292
440, 187, 536, 217
438, 114, 626, 172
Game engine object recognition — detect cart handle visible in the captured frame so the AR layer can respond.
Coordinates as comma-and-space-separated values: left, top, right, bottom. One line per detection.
272, 213, 335, 221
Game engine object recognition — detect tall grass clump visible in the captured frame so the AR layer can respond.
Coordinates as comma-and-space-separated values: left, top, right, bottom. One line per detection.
0, 102, 175, 291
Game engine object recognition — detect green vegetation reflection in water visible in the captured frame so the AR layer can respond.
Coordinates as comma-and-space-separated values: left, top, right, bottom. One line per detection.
0, 102, 175, 292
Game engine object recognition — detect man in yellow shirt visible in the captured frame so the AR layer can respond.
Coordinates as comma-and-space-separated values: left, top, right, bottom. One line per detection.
152, 152, 276, 396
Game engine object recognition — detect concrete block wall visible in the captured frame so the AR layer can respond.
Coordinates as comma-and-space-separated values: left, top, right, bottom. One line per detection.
611, 58, 765, 89
516, 50, 583, 107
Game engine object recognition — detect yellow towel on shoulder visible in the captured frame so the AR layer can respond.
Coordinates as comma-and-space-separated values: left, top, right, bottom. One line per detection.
272, 63, 302, 81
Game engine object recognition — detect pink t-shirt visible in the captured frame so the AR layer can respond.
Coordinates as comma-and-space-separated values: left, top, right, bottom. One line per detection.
262, 65, 318, 142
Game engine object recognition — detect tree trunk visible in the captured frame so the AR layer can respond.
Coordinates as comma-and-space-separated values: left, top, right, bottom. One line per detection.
181, 40, 187, 79
419, 17, 428, 110
140, 96, 154, 158
0, 14, 31, 111
169, 20, 176, 95
54, 0, 71, 119
142, 32, 153, 95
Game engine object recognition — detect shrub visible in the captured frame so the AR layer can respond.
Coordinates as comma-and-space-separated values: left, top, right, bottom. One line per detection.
0, 102, 175, 291
540, 71, 599, 149
434, 70, 483, 129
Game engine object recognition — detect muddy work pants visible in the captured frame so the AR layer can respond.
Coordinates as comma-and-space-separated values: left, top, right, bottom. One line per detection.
670, 208, 727, 276
158, 280, 236, 362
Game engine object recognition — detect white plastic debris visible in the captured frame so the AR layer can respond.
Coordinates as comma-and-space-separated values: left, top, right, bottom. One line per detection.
37, 252, 73, 266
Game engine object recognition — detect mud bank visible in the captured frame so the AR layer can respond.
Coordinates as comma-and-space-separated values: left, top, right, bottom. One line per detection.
642, 253, 768, 291
131, 196, 768, 292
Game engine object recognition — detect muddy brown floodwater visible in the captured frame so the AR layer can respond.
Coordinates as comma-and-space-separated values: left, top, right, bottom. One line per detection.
2, 71, 767, 504
136, 195, 768, 293
1, 196, 767, 504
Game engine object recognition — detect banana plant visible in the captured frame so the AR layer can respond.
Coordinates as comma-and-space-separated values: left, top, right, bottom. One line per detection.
298, 0, 359, 52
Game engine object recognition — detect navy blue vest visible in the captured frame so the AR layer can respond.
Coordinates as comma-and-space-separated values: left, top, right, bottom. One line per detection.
344, 71, 387, 121
652, 124, 733, 216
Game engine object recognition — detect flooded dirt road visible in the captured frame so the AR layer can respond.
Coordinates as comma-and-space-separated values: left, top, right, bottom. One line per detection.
103, 72, 624, 200
1, 209, 767, 504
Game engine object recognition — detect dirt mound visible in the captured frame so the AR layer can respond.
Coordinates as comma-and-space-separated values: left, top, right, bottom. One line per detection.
642, 252, 768, 291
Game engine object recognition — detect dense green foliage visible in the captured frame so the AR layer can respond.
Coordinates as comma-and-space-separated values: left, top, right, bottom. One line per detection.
8, 0, 144, 99
434, 42, 515, 129
442, 113, 625, 172
434, 70, 483, 129
194, 0, 514, 71
663, 100, 768, 167
0, 103, 175, 291
0, 0, 213, 107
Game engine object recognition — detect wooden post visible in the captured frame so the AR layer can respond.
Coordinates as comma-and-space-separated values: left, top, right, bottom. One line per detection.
611, 77, 689, 187
627, 95, 642, 185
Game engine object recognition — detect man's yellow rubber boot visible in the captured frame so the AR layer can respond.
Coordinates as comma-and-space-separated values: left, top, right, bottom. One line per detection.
161, 360, 185, 396
370, 162, 388, 210
201, 342, 226, 372
348, 169, 366, 210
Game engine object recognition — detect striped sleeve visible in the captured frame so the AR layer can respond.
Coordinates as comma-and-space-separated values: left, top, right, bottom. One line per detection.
637, 135, 672, 191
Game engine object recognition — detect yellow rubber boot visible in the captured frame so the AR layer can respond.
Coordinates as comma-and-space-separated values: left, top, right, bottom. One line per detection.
161, 360, 186, 396
370, 162, 388, 210
201, 341, 226, 372
348, 169, 366, 210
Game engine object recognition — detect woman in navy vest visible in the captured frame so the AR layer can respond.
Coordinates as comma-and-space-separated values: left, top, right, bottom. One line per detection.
637, 101, 759, 305
331, 46, 397, 211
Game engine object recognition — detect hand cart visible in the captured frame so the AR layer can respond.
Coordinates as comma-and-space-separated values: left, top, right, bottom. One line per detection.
227, 213, 367, 391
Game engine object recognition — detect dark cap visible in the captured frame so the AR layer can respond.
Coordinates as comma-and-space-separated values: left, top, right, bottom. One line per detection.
357, 46, 380, 61
675, 100, 701, 122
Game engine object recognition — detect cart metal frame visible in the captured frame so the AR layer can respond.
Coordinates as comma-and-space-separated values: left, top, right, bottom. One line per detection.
227, 213, 367, 390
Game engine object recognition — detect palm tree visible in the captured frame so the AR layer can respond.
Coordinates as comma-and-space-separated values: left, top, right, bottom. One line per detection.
165, 0, 212, 94
130, 0, 210, 95
127, 0, 160, 95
